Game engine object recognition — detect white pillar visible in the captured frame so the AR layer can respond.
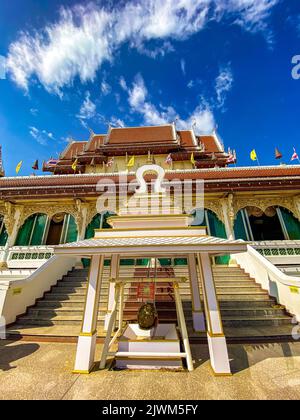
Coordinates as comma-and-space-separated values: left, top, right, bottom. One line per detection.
104, 254, 120, 331
73, 255, 104, 373
197, 252, 231, 376
188, 254, 205, 332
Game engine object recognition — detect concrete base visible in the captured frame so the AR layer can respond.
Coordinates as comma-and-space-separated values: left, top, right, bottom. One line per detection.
192, 312, 206, 332
207, 334, 231, 375
116, 324, 182, 370
73, 333, 97, 373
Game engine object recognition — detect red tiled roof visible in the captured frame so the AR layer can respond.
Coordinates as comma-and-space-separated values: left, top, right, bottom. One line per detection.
107, 125, 176, 144
84, 135, 106, 152
60, 141, 87, 159
201, 135, 223, 153
178, 131, 196, 147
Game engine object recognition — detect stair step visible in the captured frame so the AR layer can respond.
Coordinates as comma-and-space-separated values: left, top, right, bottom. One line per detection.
222, 316, 292, 327
12, 265, 295, 337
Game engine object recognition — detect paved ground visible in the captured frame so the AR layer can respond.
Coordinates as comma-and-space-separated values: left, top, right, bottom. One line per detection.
1, 339, 300, 400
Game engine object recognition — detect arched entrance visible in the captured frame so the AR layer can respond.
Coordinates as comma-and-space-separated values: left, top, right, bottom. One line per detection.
234, 206, 300, 241
16, 213, 78, 246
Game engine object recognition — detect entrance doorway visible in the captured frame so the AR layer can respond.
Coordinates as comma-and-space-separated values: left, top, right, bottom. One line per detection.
46, 213, 65, 245
249, 211, 285, 241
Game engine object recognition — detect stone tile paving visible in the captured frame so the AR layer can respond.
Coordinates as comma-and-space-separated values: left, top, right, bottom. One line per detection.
1, 339, 300, 400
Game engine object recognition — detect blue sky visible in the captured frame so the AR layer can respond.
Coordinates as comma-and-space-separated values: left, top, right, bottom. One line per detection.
1, 0, 300, 176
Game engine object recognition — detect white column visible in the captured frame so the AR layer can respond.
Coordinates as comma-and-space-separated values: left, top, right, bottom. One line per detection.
73, 255, 104, 373
104, 254, 120, 331
188, 254, 205, 332
197, 252, 231, 376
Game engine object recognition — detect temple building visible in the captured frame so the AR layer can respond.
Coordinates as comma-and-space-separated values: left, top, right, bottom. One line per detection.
1, 124, 300, 374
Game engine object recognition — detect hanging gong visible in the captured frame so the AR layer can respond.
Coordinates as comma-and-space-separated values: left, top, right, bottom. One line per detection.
137, 302, 157, 330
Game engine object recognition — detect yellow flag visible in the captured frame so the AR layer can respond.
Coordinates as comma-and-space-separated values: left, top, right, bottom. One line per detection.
71, 158, 78, 172
250, 149, 257, 161
127, 156, 135, 168
16, 160, 23, 174
191, 153, 195, 165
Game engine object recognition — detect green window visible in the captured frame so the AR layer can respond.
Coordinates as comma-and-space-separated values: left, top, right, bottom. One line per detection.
0, 216, 8, 246
30, 214, 47, 245
279, 208, 300, 240
85, 214, 102, 240
64, 215, 78, 243
234, 210, 249, 241
16, 213, 47, 246
83, 212, 114, 267
174, 258, 188, 266
15, 215, 36, 246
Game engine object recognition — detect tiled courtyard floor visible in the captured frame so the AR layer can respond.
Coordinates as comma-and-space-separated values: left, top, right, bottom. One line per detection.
1, 339, 300, 400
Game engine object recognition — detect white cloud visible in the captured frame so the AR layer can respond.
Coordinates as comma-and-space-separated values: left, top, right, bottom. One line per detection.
181, 59, 186, 76
30, 108, 38, 116
135, 41, 174, 58
119, 76, 128, 91
101, 80, 111, 95
6, 0, 278, 93
128, 74, 148, 109
29, 126, 54, 145
215, 0, 278, 33
110, 116, 125, 127
126, 74, 215, 134
215, 65, 234, 108
78, 91, 96, 120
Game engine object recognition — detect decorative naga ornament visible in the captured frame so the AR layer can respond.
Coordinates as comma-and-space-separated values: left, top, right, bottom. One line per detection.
265, 206, 277, 218
137, 303, 157, 330
52, 213, 65, 223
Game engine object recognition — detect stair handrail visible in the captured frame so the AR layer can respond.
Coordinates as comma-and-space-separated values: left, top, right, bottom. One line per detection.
235, 245, 300, 322
0, 254, 77, 325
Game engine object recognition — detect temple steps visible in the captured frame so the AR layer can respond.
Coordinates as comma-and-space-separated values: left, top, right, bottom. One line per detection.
11, 265, 295, 339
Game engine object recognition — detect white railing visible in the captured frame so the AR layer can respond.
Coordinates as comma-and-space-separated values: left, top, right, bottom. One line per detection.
235, 245, 300, 322
252, 240, 300, 265
6, 246, 54, 268
0, 255, 77, 325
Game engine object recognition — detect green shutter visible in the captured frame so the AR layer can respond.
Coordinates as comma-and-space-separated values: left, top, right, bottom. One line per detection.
207, 210, 230, 265
65, 215, 78, 243
0, 217, 8, 246
159, 258, 172, 266
280, 208, 300, 240
15, 215, 35, 246
174, 258, 188, 266
136, 259, 149, 266
120, 259, 135, 266
102, 211, 113, 229
30, 214, 47, 245
85, 214, 102, 239
234, 210, 248, 240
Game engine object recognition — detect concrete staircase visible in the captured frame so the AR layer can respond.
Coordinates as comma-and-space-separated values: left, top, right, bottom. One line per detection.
10, 264, 294, 341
